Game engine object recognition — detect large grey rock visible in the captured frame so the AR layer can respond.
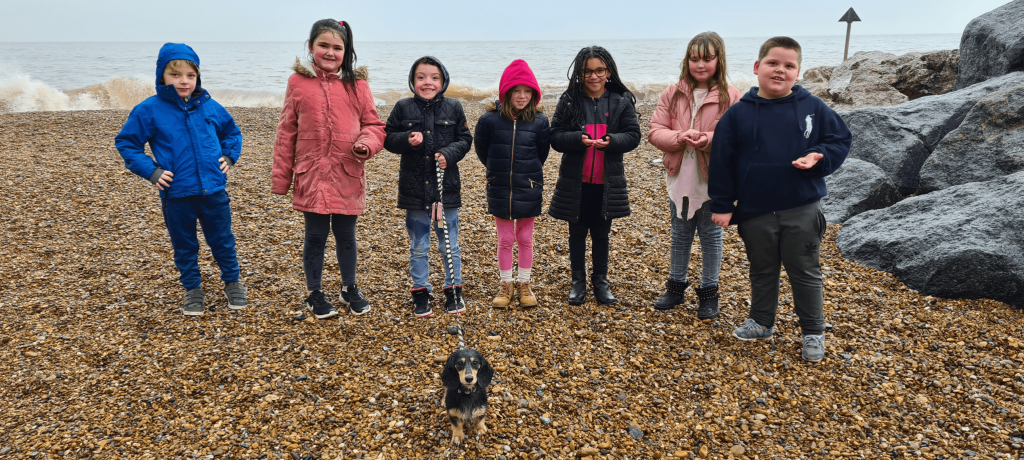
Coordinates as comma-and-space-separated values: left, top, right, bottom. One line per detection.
808, 50, 959, 111
919, 78, 1024, 193
837, 171, 1024, 309
841, 72, 1024, 193
956, 0, 1024, 89
821, 159, 902, 224
827, 51, 910, 111
891, 50, 959, 99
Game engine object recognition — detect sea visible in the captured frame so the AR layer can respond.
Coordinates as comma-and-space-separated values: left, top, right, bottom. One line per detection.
0, 34, 960, 112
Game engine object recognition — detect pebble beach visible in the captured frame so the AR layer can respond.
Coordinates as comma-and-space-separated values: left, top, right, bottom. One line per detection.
1, 105, 1022, 459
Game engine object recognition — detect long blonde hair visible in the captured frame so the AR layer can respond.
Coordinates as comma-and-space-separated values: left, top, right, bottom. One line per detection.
675, 32, 732, 117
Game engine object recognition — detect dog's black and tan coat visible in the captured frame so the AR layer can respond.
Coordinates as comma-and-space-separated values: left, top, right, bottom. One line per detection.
441, 348, 494, 445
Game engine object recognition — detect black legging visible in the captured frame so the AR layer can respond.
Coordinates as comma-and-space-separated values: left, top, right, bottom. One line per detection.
303, 212, 358, 291
568, 183, 612, 275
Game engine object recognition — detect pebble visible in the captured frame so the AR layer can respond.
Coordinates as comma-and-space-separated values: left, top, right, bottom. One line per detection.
730, 445, 746, 456
627, 425, 643, 440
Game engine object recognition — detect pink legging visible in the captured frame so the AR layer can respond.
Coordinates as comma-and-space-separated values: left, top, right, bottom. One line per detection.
495, 217, 534, 271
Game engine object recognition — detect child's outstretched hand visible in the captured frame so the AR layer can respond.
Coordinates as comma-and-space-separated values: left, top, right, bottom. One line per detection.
581, 134, 595, 146
711, 212, 731, 229
219, 157, 231, 175
435, 152, 447, 169
409, 132, 423, 147
793, 152, 823, 169
680, 129, 705, 147
155, 170, 174, 190
593, 135, 610, 150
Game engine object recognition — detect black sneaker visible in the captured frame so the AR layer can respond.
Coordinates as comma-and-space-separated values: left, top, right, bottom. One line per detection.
340, 285, 371, 315
412, 288, 432, 318
305, 290, 338, 319
444, 286, 466, 314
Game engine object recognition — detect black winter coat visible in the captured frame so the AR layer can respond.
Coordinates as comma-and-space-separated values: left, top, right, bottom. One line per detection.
548, 90, 641, 222
384, 62, 472, 210
474, 103, 551, 219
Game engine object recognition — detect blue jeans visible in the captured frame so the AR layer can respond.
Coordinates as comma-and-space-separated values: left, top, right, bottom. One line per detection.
161, 190, 239, 291
406, 208, 462, 291
669, 199, 722, 288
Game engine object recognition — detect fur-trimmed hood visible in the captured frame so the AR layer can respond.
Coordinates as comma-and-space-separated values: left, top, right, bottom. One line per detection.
292, 58, 369, 81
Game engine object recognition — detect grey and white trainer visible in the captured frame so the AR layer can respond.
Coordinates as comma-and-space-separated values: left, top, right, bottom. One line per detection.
182, 289, 205, 316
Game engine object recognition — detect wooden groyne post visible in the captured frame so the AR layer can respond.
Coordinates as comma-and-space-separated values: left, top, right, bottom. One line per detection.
839, 7, 861, 61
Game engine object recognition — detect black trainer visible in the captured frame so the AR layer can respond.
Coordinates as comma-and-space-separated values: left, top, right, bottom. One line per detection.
445, 285, 466, 314
413, 288, 432, 318
305, 290, 338, 319
340, 285, 371, 315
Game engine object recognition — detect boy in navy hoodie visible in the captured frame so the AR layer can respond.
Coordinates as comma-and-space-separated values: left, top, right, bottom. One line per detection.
708, 37, 851, 362
115, 43, 246, 316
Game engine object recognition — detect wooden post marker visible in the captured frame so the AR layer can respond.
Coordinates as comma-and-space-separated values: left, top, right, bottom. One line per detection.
839, 7, 861, 61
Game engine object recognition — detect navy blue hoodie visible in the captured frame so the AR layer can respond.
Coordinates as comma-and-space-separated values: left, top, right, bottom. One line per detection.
708, 85, 851, 222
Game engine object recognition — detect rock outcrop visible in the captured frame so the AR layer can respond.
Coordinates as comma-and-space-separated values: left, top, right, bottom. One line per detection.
840, 72, 1024, 194
956, 0, 1024, 89
797, 50, 958, 111
837, 171, 1024, 309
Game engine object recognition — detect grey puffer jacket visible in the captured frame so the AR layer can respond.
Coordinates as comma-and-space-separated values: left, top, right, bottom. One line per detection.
384, 58, 472, 210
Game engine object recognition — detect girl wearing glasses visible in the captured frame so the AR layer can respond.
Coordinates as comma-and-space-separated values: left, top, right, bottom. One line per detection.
549, 46, 641, 306
648, 32, 742, 318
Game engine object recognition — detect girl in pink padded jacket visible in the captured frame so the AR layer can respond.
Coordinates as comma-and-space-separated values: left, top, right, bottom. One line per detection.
648, 32, 742, 319
271, 19, 386, 319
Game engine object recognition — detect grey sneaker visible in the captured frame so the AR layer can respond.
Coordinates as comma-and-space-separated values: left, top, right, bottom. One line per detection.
802, 334, 826, 362
182, 289, 205, 316
733, 318, 774, 341
224, 282, 248, 310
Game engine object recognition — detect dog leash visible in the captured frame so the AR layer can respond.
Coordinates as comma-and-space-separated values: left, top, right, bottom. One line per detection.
434, 158, 467, 350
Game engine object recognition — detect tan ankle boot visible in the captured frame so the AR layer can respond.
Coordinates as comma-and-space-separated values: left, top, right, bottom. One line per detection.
492, 281, 512, 308
519, 281, 538, 308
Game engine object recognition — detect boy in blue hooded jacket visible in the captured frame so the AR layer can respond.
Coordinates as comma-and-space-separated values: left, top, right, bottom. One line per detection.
115, 42, 246, 316
708, 37, 851, 362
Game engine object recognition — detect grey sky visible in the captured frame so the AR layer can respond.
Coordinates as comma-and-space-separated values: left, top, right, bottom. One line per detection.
3, 0, 1011, 42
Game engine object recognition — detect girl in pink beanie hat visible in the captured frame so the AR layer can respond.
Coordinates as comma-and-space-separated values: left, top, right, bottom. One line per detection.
474, 59, 551, 309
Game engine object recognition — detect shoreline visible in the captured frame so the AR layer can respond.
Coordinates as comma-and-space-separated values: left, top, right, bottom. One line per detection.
1, 106, 1021, 458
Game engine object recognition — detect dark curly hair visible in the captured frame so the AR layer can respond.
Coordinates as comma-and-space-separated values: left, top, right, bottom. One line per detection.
556, 46, 636, 130
307, 19, 357, 87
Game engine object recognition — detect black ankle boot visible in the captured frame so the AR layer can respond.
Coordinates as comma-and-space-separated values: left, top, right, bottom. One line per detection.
591, 274, 618, 305
695, 285, 720, 320
568, 270, 587, 305
653, 279, 689, 311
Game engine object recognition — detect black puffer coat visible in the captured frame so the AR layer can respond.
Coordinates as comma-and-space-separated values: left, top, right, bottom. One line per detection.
548, 90, 641, 222
384, 58, 472, 210
474, 103, 551, 219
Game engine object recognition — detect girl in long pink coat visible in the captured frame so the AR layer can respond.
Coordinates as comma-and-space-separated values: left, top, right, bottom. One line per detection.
272, 19, 386, 319
648, 32, 742, 319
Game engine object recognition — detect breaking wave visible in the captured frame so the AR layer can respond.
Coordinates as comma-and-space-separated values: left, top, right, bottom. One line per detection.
1, 72, 756, 113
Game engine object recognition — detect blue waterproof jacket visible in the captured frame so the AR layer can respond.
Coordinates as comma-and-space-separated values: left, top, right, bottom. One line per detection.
115, 43, 243, 199
708, 85, 851, 223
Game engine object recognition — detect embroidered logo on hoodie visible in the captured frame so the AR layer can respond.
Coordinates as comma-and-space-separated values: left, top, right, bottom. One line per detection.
804, 115, 814, 139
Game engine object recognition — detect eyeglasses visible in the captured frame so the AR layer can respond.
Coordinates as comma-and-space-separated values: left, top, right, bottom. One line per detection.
583, 67, 609, 78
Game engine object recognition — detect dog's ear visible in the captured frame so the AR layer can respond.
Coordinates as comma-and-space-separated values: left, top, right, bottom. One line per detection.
441, 354, 460, 390
476, 354, 494, 389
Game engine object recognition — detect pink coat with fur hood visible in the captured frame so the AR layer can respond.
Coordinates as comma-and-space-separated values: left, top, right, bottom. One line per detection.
648, 81, 742, 181
272, 59, 386, 215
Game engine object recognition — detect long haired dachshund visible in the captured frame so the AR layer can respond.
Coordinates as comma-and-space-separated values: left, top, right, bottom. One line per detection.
441, 348, 494, 445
